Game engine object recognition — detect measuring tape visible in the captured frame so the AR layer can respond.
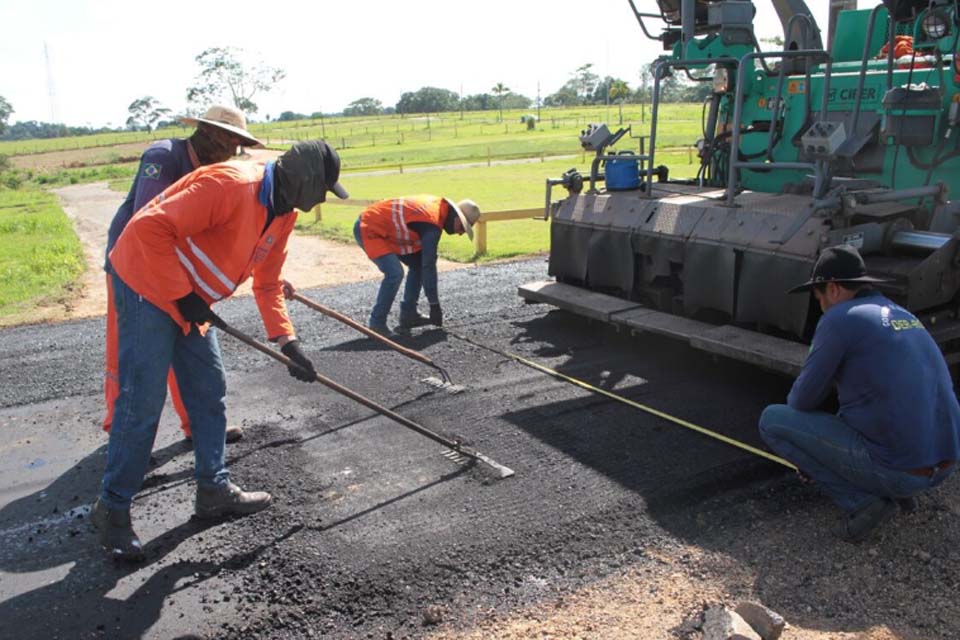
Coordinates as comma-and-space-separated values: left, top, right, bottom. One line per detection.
445, 328, 796, 471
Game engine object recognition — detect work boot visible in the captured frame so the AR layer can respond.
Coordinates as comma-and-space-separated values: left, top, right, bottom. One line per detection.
398, 309, 431, 330
367, 321, 395, 337
184, 425, 244, 446
832, 497, 898, 543
195, 481, 272, 520
90, 499, 145, 563
895, 496, 919, 513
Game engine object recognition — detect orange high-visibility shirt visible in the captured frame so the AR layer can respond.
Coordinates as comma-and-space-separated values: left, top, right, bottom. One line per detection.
358, 195, 450, 260
109, 161, 296, 340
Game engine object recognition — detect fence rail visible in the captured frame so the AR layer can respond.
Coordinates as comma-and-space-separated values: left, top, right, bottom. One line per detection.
312, 202, 546, 257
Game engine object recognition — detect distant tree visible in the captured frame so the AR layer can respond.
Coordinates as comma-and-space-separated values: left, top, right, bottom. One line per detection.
343, 97, 384, 117
501, 93, 532, 109
0, 96, 12, 135
1, 121, 71, 140
573, 63, 599, 103
462, 93, 495, 111
635, 64, 654, 102
186, 47, 285, 116
545, 63, 602, 106
395, 87, 460, 114
544, 81, 580, 107
492, 83, 510, 122
125, 96, 171, 132
609, 80, 630, 124
276, 111, 307, 122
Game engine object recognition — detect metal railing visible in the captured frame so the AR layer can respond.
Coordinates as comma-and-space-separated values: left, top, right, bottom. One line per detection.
725, 49, 831, 206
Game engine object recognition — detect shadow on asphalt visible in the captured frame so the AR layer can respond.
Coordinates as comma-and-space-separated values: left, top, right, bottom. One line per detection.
496, 312, 793, 514
0, 439, 218, 637
0, 433, 322, 638
495, 311, 794, 520
315, 330, 449, 355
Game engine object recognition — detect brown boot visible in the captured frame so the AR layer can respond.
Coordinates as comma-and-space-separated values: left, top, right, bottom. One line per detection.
90, 499, 145, 563
184, 425, 244, 445
195, 481, 272, 519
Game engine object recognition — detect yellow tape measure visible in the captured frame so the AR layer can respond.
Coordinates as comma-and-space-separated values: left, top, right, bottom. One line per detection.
447, 329, 796, 471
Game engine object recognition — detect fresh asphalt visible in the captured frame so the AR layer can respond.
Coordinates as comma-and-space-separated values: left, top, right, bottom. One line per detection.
0, 258, 800, 639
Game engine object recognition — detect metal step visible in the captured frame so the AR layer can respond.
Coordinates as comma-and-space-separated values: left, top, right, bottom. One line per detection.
519, 281, 807, 377
517, 280, 643, 321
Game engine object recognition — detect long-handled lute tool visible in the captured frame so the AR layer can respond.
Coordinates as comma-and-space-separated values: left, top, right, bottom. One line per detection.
215, 319, 514, 479
291, 292, 460, 391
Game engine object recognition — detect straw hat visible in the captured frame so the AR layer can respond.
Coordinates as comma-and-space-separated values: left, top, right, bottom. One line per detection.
447, 199, 481, 240
181, 105, 262, 148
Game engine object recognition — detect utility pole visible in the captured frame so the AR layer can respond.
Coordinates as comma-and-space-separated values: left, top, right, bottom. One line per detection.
460, 84, 464, 120
537, 81, 541, 121
44, 42, 59, 124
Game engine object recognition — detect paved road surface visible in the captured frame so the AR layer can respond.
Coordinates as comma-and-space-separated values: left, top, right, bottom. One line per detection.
1, 259, 955, 639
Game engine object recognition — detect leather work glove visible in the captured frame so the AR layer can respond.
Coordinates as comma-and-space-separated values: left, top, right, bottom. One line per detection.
429, 303, 443, 327
280, 340, 317, 383
176, 292, 223, 327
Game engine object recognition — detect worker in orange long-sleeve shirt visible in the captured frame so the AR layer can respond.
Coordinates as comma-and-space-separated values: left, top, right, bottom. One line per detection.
91, 140, 348, 562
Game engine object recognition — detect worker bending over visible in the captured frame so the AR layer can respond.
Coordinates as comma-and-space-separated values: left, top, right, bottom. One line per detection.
354, 195, 480, 334
759, 245, 960, 542
92, 140, 348, 562
103, 105, 259, 444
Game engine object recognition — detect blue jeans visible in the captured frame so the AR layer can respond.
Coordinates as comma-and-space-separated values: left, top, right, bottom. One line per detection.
100, 273, 229, 510
354, 219, 423, 325
759, 404, 955, 512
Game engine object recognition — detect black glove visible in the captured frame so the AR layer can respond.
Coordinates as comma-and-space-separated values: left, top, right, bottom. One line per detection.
429, 303, 443, 327
176, 292, 222, 327
280, 340, 316, 383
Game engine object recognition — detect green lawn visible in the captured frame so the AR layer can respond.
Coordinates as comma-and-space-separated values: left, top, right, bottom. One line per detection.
0, 188, 85, 316
300, 149, 699, 262
2, 103, 704, 171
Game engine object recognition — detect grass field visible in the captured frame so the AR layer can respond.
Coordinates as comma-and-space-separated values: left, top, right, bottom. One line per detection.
2, 103, 704, 172
299, 149, 699, 262
0, 103, 706, 315
0, 188, 85, 317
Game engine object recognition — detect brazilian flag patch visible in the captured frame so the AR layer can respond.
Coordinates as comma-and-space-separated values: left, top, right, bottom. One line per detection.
142, 163, 162, 180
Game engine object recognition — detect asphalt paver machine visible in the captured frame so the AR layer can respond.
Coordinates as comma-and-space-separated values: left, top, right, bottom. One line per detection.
522, 0, 960, 376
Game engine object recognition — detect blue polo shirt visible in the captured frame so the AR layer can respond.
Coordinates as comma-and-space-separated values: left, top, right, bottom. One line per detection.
788, 290, 960, 469
104, 138, 195, 271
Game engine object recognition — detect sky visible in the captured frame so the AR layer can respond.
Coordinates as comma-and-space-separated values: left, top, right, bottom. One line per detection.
0, 0, 831, 129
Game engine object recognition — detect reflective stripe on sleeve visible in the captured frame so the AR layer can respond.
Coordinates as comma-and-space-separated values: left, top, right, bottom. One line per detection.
175, 247, 223, 300
393, 198, 415, 255
187, 237, 237, 292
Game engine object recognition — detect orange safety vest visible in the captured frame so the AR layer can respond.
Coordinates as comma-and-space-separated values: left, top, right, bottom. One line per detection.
358, 195, 450, 260
109, 161, 297, 340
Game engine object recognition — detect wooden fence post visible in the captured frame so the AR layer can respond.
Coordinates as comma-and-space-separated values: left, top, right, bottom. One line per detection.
474, 220, 488, 256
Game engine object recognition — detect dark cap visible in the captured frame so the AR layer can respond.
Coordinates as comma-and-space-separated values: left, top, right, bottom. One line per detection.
275, 140, 349, 212
787, 244, 887, 294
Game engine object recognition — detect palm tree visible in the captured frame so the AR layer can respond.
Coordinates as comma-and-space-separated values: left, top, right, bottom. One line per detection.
492, 83, 510, 122
609, 80, 630, 125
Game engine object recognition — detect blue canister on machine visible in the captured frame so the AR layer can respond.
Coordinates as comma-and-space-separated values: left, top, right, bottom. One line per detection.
605, 151, 640, 190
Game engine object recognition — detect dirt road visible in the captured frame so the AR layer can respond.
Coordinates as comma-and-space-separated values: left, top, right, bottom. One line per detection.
0, 181, 464, 328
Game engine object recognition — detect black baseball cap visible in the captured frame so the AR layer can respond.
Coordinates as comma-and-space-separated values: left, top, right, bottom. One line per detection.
787, 244, 887, 294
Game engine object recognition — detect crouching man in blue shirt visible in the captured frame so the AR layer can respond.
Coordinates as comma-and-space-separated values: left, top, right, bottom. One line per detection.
759, 245, 960, 542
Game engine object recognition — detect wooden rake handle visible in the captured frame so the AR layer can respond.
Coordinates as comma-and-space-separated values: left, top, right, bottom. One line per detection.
291, 292, 450, 382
